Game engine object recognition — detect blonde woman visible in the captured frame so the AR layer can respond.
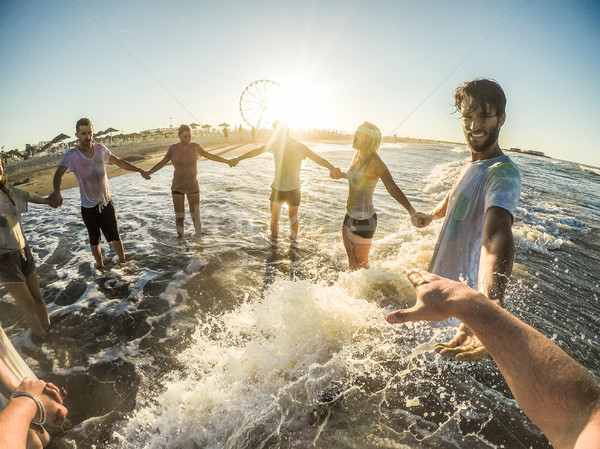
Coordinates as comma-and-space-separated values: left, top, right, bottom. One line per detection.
342, 122, 417, 270
148, 124, 236, 238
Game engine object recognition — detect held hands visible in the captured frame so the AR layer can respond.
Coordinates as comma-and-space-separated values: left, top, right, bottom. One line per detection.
43, 382, 67, 403
386, 269, 488, 362
410, 211, 433, 228
140, 170, 151, 180
329, 167, 343, 179
47, 193, 62, 208
14, 378, 68, 427
228, 158, 239, 167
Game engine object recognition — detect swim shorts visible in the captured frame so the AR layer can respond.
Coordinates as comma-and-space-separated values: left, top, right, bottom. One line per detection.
0, 245, 36, 283
81, 200, 120, 245
343, 213, 378, 239
172, 190, 200, 195
270, 188, 301, 206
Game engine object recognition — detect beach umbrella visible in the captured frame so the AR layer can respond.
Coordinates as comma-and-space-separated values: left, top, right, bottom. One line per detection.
219, 122, 230, 139
201, 124, 212, 133
41, 133, 70, 151
104, 127, 119, 144
189, 122, 201, 129
94, 130, 106, 143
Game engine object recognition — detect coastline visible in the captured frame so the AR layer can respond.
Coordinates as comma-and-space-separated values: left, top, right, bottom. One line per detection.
4, 137, 262, 196
4, 132, 464, 196
3, 132, 353, 196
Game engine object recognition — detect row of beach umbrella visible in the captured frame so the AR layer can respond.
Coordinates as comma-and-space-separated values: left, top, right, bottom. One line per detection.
41, 123, 232, 151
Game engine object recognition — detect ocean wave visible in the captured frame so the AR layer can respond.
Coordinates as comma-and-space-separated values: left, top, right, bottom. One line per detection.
516, 202, 589, 235
513, 223, 568, 253
422, 161, 463, 199
110, 278, 395, 448
578, 164, 600, 177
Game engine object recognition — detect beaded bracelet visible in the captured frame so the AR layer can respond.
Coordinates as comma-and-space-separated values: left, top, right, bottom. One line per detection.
9, 391, 46, 426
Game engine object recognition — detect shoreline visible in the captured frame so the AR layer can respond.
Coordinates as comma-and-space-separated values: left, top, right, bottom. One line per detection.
4, 136, 267, 196
4, 133, 462, 196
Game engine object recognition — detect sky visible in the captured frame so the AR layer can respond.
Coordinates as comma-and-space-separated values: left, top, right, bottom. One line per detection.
1, 0, 599, 167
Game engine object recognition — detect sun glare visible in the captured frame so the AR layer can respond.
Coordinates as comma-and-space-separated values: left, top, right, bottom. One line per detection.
272, 79, 331, 131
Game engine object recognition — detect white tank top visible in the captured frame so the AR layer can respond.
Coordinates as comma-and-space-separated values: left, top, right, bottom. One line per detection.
346, 163, 378, 220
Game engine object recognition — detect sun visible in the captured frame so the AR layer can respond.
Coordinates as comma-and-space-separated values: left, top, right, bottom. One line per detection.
271, 78, 331, 131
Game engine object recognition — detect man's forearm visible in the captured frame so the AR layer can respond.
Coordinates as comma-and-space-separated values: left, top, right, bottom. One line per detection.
428, 193, 449, 220
238, 146, 266, 160
314, 155, 334, 171
478, 229, 514, 303
117, 160, 143, 173
454, 295, 600, 449
52, 173, 62, 194
478, 207, 516, 303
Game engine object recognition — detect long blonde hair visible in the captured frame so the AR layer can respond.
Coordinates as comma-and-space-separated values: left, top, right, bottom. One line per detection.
353, 122, 381, 168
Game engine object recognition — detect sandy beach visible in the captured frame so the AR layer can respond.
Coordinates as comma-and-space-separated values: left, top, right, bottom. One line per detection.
4, 132, 354, 196
3, 131, 465, 197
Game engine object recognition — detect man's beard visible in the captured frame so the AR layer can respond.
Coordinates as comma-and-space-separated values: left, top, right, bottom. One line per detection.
466, 123, 500, 153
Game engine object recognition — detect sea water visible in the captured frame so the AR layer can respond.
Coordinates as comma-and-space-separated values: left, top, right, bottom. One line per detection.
1, 142, 599, 448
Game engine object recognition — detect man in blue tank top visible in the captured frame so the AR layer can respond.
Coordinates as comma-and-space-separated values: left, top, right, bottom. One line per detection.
412, 79, 522, 362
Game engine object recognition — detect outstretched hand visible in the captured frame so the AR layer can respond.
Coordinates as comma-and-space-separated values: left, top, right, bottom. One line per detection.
386, 269, 465, 323
386, 269, 489, 362
433, 323, 488, 361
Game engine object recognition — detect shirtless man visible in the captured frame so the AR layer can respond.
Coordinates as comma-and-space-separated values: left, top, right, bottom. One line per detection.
148, 124, 236, 238
232, 121, 342, 241
49, 118, 150, 268
413, 79, 521, 361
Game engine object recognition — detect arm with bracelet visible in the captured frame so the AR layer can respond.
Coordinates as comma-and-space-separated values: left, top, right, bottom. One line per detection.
1, 327, 67, 448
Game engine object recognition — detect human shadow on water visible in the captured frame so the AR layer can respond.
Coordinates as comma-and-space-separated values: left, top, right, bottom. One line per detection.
261, 241, 303, 296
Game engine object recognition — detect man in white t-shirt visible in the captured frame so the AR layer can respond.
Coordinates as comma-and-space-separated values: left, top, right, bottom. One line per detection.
49, 118, 150, 269
411, 79, 522, 361
232, 122, 342, 241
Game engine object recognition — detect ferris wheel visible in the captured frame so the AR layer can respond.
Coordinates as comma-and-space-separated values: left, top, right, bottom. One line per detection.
239, 79, 283, 130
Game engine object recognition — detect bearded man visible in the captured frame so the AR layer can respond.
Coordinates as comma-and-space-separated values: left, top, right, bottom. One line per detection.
413, 78, 522, 361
